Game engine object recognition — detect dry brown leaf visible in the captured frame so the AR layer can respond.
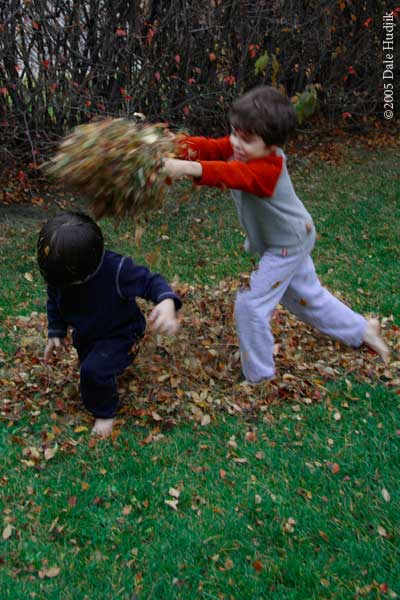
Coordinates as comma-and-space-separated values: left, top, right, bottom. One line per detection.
169, 487, 181, 498
2, 525, 13, 540
44, 445, 58, 461
38, 566, 60, 579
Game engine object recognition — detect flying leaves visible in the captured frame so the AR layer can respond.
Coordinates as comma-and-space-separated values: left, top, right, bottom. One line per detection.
46, 119, 177, 221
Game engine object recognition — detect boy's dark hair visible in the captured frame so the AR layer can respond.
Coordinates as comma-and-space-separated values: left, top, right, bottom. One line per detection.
37, 211, 104, 287
229, 86, 297, 146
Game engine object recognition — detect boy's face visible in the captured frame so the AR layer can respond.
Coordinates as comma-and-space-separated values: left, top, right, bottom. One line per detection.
229, 127, 272, 162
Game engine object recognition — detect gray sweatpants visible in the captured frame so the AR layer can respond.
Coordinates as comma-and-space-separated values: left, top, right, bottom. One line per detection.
234, 237, 366, 383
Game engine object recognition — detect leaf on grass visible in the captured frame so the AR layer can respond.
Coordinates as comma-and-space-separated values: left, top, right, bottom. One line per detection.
165, 499, 179, 510
381, 488, 391, 502
224, 558, 234, 570
377, 525, 388, 537
74, 426, 88, 433
169, 487, 180, 498
283, 517, 296, 533
326, 462, 340, 474
253, 560, 263, 572
227, 436, 237, 449
44, 445, 58, 461
111, 428, 121, 443
38, 566, 60, 579
200, 414, 211, 426
2, 525, 13, 540
134, 225, 144, 247
48, 517, 59, 533
319, 530, 329, 542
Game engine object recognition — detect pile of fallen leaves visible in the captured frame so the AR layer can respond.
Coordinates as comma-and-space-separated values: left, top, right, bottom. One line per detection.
45, 118, 176, 220
1, 278, 398, 447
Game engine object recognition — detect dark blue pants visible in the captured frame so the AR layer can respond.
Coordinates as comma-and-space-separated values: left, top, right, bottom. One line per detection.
76, 337, 139, 418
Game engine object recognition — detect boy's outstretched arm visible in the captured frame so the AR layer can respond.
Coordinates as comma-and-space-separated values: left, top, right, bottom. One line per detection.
164, 157, 202, 180
164, 155, 283, 198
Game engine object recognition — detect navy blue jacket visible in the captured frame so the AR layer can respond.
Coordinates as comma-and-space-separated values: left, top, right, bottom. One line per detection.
46, 250, 182, 346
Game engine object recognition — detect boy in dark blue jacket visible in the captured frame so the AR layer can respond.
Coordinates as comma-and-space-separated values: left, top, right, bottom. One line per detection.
37, 211, 181, 437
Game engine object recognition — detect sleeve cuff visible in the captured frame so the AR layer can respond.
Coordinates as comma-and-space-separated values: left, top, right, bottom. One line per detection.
156, 292, 183, 311
48, 329, 67, 338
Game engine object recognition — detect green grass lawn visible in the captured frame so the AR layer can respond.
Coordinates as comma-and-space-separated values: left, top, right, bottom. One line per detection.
0, 145, 399, 599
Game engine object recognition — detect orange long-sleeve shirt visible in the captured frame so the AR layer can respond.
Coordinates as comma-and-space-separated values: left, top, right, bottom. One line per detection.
179, 135, 283, 198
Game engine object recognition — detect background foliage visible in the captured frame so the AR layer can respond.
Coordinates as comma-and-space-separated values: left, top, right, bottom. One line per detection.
0, 0, 393, 164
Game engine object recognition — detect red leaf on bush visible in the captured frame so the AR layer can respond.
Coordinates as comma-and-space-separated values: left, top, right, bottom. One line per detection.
146, 26, 156, 45
223, 75, 236, 86
116, 28, 127, 37
248, 44, 260, 59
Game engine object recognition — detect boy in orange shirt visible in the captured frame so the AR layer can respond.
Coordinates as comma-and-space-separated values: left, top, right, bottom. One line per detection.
164, 86, 389, 383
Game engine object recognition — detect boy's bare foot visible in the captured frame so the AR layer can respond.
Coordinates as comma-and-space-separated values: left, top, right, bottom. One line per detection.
363, 318, 390, 363
92, 418, 114, 437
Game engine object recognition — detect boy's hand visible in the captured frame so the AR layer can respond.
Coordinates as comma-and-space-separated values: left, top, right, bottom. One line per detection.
163, 157, 202, 180
44, 337, 68, 361
149, 298, 179, 336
